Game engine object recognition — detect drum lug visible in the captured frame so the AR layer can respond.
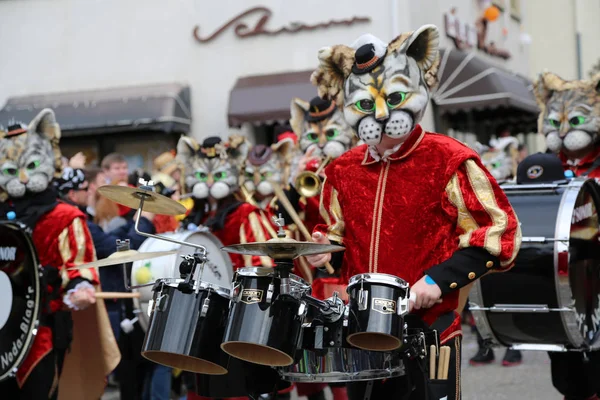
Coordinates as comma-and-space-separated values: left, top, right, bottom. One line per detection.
297, 301, 307, 317
398, 295, 410, 316
314, 325, 324, 349
148, 299, 155, 317
358, 289, 368, 311
200, 297, 210, 318
267, 283, 275, 303
156, 294, 169, 312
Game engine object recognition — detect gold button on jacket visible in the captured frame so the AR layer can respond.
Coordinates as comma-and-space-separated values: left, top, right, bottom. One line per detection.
450, 282, 458, 289
468, 272, 476, 280
486, 261, 494, 268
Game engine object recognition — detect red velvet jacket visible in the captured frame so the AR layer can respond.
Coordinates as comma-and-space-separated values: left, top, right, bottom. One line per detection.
212, 202, 274, 270
18, 202, 98, 386
560, 146, 600, 178
315, 126, 521, 342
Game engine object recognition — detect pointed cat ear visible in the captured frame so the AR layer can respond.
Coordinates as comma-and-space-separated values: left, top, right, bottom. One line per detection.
226, 135, 249, 166
271, 137, 294, 160
310, 45, 355, 107
28, 108, 63, 177
402, 25, 440, 72
176, 136, 199, 164
290, 98, 309, 136
534, 72, 564, 106
592, 73, 600, 94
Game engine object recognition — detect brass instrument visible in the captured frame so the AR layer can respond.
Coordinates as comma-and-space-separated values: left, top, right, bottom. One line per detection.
295, 156, 332, 198
240, 183, 259, 208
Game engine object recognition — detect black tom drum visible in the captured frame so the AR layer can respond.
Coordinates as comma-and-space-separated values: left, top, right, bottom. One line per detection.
346, 273, 409, 352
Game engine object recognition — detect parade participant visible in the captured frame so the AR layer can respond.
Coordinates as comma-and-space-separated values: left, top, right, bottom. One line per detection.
176, 135, 275, 270
306, 25, 521, 398
534, 71, 600, 400
0, 110, 119, 399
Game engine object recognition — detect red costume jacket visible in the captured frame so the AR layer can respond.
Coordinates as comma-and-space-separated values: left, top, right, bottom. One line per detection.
315, 126, 521, 342
18, 202, 98, 386
560, 146, 600, 178
212, 202, 274, 270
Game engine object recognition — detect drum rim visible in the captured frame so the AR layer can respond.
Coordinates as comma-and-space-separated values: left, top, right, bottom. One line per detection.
347, 273, 408, 291
155, 277, 231, 297
278, 347, 405, 382
236, 267, 309, 287
0, 222, 42, 381
141, 349, 228, 375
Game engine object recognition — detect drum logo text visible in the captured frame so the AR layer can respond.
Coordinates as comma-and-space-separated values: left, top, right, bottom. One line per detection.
1, 285, 35, 372
240, 289, 263, 304
572, 202, 594, 224
0, 247, 16, 261
372, 298, 396, 314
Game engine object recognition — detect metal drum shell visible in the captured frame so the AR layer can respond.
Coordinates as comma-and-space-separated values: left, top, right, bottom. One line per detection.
141, 279, 231, 374
221, 267, 309, 367
346, 273, 408, 352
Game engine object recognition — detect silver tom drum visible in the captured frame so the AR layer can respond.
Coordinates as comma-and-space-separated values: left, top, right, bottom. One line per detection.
131, 230, 233, 331
471, 178, 600, 351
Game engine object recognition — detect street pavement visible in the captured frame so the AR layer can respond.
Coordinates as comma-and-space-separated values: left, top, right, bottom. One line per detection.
102, 325, 562, 400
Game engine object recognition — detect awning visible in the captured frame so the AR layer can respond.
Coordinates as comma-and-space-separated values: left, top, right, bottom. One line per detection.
432, 49, 538, 115
0, 83, 191, 137
228, 70, 317, 126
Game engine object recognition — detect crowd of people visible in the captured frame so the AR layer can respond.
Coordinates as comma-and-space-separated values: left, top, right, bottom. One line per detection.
1, 22, 599, 400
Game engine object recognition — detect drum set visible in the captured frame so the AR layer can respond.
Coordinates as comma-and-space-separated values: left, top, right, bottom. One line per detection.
73, 180, 441, 398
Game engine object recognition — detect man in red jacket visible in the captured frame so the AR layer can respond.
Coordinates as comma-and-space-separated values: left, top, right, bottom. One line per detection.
306, 25, 521, 399
533, 71, 600, 400
0, 110, 104, 399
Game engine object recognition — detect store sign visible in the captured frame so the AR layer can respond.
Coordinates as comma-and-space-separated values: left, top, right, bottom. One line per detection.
444, 9, 511, 60
193, 6, 371, 44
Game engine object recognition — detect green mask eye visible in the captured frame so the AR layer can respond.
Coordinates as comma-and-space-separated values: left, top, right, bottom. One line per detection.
26, 160, 40, 170
2, 168, 17, 176
214, 171, 227, 181
306, 132, 319, 142
245, 170, 253, 178
386, 92, 407, 108
355, 99, 375, 112
195, 171, 208, 182
569, 116, 586, 127
548, 119, 561, 128
325, 129, 339, 140
262, 171, 273, 179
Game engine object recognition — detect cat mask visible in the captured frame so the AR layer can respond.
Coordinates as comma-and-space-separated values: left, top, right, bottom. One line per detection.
311, 25, 440, 146
243, 138, 295, 197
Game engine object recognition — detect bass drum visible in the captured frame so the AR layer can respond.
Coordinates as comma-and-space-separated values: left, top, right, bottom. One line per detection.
131, 230, 233, 331
0, 222, 41, 382
471, 178, 600, 351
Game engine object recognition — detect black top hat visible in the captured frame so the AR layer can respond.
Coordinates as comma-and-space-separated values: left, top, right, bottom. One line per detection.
517, 153, 565, 184
306, 97, 336, 122
5, 121, 27, 137
352, 43, 387, 74
200, 136, 222, 158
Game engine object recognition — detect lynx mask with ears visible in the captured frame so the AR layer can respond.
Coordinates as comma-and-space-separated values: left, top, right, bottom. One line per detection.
176, 135, 249, 201
311, 25, 440, 146
0, 109, 62, 200
289, 98, 355, 158
243, 138, 295, 197
534, 72, 600, 155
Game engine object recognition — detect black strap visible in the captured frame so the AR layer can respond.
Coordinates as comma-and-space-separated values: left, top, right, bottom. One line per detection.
582, 157, 600, 176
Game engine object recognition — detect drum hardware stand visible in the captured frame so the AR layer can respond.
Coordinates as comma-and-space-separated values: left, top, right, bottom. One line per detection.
469, 304, 573, 313
177, 253, 208, 294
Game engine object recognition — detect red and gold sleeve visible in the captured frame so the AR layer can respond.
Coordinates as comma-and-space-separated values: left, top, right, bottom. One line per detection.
239, 210, 274, 268
58, 216, 99, 288
315, 177, 345, 243
428, 159, 522, 294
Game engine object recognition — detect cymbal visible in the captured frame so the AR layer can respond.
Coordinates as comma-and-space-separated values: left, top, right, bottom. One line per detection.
97, 185, 187, 216
221, 237, 345, 259
67, 249, 177, 270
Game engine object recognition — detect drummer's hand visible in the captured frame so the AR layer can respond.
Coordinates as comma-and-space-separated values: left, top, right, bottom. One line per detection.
141, 210, 155, 222
292, 147, 319, 184
68, 286, 96, 310
409, 275, 442, 311
305, 232, 331, 267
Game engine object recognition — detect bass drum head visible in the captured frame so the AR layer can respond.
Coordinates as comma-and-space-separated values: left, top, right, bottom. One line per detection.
0, 222, 41, 382
131, 230, 233, 331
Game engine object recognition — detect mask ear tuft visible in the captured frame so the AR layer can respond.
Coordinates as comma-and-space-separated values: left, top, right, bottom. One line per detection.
310, 45, 355, 107
290, 98, 310, 137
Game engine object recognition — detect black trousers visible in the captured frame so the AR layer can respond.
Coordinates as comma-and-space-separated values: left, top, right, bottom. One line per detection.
346, 336, 462, 400
549, 351, 600, 399
0, 349, 67, 400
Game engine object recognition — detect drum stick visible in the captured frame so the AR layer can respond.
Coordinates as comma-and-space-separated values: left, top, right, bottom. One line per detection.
436, 346, 446, 379
441, 346, 451, 380
94, 292, 141, 299
429, 345, 436, 380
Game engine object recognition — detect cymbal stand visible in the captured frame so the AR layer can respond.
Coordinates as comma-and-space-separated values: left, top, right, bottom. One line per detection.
177, 252, 208, 294
117, 239, 154, 291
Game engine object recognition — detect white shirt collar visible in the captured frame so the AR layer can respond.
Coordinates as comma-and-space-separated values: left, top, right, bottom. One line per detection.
367, 143, 403, 162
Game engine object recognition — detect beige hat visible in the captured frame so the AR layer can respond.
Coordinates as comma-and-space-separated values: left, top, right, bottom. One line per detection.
153, 151, 179, 176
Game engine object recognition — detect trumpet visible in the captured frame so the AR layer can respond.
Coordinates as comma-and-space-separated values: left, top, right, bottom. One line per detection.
295, 156, 332, 198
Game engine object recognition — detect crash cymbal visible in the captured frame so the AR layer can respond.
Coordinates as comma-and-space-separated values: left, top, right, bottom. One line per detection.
221, 237, 345, 260
97, 185, 187, 216
67, 249, 177, 270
